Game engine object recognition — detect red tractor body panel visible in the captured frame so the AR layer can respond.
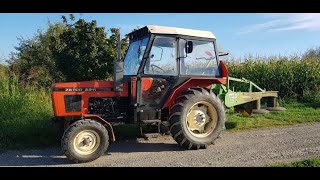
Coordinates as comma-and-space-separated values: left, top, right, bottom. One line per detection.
51, 81, 129, 117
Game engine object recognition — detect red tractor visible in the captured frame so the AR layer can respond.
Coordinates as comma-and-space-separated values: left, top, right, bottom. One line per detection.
51, 25, 230, 163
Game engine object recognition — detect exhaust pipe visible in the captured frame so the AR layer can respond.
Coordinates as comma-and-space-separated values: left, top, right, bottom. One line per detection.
113, 29, 124, 92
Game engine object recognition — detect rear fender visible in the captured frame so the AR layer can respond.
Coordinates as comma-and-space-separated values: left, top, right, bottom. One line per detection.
162, 77, 226, 109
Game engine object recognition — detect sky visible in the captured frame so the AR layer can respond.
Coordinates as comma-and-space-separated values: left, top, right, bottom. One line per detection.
1, 13, 320, 63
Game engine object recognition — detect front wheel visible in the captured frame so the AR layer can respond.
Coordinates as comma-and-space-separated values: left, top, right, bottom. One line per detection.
169, 87, 226, 150
62, 119, 109, 163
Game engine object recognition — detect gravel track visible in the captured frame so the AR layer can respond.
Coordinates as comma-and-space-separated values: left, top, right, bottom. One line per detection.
1, 123, 320, 167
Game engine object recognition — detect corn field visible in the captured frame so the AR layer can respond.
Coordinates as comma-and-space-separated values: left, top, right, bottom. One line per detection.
226, 56, 320, 99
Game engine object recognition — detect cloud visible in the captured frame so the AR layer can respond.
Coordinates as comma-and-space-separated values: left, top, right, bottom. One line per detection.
238, 13, 320, 34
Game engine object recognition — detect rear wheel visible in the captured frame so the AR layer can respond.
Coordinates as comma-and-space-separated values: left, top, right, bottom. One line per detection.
169, 87, 226, 150
62, 119, 109, 163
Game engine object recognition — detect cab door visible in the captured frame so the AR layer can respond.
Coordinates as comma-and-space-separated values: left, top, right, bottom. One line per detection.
137, 36, 179, 111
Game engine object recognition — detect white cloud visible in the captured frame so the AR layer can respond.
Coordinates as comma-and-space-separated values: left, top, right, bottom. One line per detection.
238, 13, 320, 34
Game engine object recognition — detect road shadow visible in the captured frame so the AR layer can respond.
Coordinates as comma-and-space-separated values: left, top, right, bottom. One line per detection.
0, 148, 70, 166
108, 140, 183, 153
0, 139, 183, 166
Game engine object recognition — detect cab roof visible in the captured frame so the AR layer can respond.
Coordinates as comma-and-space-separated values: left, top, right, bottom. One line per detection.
128, 25, 216, 41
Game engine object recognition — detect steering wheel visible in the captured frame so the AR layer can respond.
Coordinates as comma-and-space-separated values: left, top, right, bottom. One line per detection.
151, 64, 165, 74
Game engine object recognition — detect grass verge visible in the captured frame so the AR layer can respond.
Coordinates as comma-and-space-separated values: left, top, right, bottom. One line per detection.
0, 68, 56, 152
272, 158, 320, 167
0, 87, 56, 152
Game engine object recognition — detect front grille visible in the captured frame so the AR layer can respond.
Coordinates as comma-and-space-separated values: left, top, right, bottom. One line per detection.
64, 95, 82, 112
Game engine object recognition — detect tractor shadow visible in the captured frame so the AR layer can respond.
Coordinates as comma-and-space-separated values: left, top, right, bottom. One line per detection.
0, 138, 183, 166
0, 148, 70, 166
107, 139, 184, 153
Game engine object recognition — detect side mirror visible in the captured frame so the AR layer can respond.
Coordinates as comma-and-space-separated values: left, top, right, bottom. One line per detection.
185, 41, 193, 54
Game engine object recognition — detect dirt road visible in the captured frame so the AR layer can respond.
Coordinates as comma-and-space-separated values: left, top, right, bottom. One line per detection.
1, 123, 320, 167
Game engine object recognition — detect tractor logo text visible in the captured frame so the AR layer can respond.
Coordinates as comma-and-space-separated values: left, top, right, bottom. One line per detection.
65, 88, 97, 92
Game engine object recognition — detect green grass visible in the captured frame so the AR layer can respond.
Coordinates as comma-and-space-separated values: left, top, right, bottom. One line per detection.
272, 158, 320, 167
0, 67, 56, 152
225, 101, 320, 131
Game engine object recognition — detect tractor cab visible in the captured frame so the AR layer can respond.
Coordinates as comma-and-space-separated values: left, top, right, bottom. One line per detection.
122, 25, 221, 77
117, 25, 227, 115
123, 27, 220, 77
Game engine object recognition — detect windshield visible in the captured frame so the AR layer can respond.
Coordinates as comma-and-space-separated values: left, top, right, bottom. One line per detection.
124, 36, 149, 75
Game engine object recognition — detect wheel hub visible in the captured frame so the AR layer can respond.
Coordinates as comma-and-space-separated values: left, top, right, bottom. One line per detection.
82, 137, 93, 146
73, 130, 100, 155
186, 101, 218, 138
193, 110, 206, 125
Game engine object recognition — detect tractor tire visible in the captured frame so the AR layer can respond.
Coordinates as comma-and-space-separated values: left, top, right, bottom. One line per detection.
160, 123, 170, 135
219, 99, 228, 130
169, 87, 226, 150
62, 119, 109, 163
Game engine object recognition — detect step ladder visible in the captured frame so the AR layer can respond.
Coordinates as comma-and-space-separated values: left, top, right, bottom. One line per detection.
140, 119, 162, 139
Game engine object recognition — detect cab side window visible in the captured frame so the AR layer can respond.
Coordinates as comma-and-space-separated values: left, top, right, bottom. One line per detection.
180, 39, 220, 76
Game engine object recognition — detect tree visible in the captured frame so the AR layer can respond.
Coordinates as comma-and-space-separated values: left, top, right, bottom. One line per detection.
8, 14, 129, 87
51, 16, 128, 81
7, 22, 66, 88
